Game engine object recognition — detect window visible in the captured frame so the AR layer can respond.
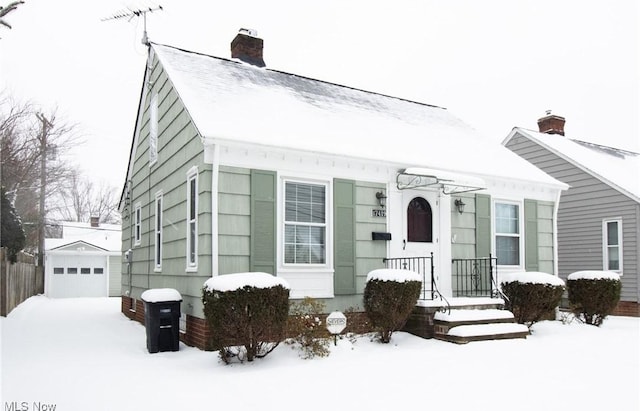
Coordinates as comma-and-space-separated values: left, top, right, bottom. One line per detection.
495, 202, 521, 266
94, 268, 104, 274
149, 92, 158, 164
81, 267, 91, 274
407, 197, 433, 242
186, 168, 198, 269
155, 192, 163, 270
134, 203, 142, 245
67, 267, 78, 274
284, 181, 326, 264
603, 219, 622, 272
53, 267, 64, 274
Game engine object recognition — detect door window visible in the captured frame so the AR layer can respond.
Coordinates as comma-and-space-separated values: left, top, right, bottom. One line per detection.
407, 197, 433, 243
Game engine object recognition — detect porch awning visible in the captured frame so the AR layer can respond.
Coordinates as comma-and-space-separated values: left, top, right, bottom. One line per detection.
396, 167, 487, 194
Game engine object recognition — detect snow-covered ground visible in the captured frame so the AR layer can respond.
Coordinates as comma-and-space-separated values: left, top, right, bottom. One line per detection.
1, 296, 639, 411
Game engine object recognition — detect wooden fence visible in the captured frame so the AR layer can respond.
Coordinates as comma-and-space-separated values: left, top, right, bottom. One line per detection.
0, 248, 43, 316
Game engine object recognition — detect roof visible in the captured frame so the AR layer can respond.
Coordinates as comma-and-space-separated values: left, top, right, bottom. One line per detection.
147, 43, 564, 188
506, 128, 640, 202
45, 221, 122, 252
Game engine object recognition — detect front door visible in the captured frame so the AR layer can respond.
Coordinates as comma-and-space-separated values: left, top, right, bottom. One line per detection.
402, 189, 439, 258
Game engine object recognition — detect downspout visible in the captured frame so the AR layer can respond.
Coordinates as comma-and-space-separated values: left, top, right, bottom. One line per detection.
210, 144, 220, 277
552, 188, 562, 277
127, 179, 133, 296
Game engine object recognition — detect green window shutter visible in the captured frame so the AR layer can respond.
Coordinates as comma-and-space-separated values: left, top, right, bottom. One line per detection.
475, 194, 491, 258
524, 199, 539, 271
333, 179, 356, 295
250, 169, 276, 274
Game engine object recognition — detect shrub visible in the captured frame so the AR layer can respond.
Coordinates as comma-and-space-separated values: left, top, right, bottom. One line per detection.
501, 272, 565, 328
363, 269, 422, 343
202, 272, 290, 363
287, 297, 331, 359
567, 271, 621, 326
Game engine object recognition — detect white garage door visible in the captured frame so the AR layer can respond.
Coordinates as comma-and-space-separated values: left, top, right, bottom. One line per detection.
49, 255, 108, 298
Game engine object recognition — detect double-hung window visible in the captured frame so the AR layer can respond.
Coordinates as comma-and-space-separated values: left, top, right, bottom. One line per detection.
495, 202, 521, 266
186, 168, 198, 270
603, 219, 622, 272
284, 181, 326, 265
154, 192, 163, 271
134, 203, 142, 245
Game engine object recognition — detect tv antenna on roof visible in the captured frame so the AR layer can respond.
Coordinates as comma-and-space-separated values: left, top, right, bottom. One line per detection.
101, 4, 163, 45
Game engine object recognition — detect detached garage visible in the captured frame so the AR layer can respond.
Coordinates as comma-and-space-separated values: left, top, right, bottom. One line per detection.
45, 220, 121, 298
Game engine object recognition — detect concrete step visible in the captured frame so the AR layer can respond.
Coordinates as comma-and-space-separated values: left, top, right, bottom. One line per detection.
434, 309, 515, 334
436, 323, 530, 344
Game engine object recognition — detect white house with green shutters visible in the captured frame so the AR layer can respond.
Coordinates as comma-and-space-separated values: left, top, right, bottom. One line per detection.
119, 31, 567, 348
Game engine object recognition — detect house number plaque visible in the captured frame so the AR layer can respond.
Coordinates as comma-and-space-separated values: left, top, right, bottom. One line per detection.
372, 209, 386, 218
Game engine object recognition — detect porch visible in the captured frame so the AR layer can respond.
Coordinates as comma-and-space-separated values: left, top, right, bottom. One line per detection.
382, 255, 529, 343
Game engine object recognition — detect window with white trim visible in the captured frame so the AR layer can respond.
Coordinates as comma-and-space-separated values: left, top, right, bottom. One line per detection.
603, 219, 622, 272
134, 203, 142, 245
149, 92, 158, 165
154, 192, 163, 270
186, 169, 198, 269
494, 201, 521, 266
284, 181, 327, 265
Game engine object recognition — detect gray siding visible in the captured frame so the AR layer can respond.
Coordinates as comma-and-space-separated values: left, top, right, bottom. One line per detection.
218, 166, 251, 274
506, 134, 639, 302
354, 181, 387, 294
108, 255, 121, 297
451, 193, 477, 259
121, 54, 212, 318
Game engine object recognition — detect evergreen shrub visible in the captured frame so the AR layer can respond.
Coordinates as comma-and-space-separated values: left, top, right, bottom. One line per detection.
567, 274, 621, 326
501, 272, 564, 327
202, 273, 289, 363
363, 269, 421, 343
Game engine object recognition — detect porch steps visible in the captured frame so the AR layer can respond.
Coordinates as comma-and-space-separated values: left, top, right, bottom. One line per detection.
434, 302, 529, 344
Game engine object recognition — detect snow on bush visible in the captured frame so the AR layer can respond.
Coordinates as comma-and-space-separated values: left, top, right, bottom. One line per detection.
567, 270, 620, 281
204, 271, 290, 292
567, 271, 621, 326
366, 268, 422, 283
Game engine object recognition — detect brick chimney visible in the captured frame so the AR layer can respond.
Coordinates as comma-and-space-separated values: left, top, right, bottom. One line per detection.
90, 216, 99, 228
537, 110, 566, 136
231, 28, 265, 67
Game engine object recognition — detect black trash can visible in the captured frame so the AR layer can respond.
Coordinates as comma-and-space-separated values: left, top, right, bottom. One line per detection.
141, 289, 182, 353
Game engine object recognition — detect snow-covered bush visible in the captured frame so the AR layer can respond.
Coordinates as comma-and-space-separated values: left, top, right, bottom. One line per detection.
501, 272, 565, 328
286, 297, 331, 359
202, 272, 290, 363
567, 271, 621, 327
363, 269, 421, 343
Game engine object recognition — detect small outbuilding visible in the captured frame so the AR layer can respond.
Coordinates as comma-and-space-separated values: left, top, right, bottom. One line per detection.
45, 219, 121, 298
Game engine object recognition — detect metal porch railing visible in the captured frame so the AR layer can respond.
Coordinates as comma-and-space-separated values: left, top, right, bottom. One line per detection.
451, 255, 500, 298
382, 253, 440, 301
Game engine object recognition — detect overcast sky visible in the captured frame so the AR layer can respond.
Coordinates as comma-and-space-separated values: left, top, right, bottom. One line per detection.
1, 0, 638, 190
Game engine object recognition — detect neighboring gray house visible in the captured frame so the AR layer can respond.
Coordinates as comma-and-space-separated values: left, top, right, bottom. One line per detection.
503, 113, 639, 317
119, 30, 567, 348
45, 218, 122, 298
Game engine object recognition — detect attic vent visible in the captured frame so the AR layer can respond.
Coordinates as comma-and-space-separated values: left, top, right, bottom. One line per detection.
231, 28, 265, 67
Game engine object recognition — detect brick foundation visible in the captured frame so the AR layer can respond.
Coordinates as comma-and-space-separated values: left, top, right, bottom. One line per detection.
120, 296, 376, 351
612, 301, 640, 317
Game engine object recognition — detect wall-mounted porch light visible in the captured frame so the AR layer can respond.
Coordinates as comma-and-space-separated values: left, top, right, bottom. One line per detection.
454, 198, 466, 214
376, 191, 387, 208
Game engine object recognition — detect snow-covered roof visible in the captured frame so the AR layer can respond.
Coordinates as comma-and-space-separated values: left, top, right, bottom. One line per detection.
507, 128, 640, 202
150, 44, 564, 188
45, 221, 121, 252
